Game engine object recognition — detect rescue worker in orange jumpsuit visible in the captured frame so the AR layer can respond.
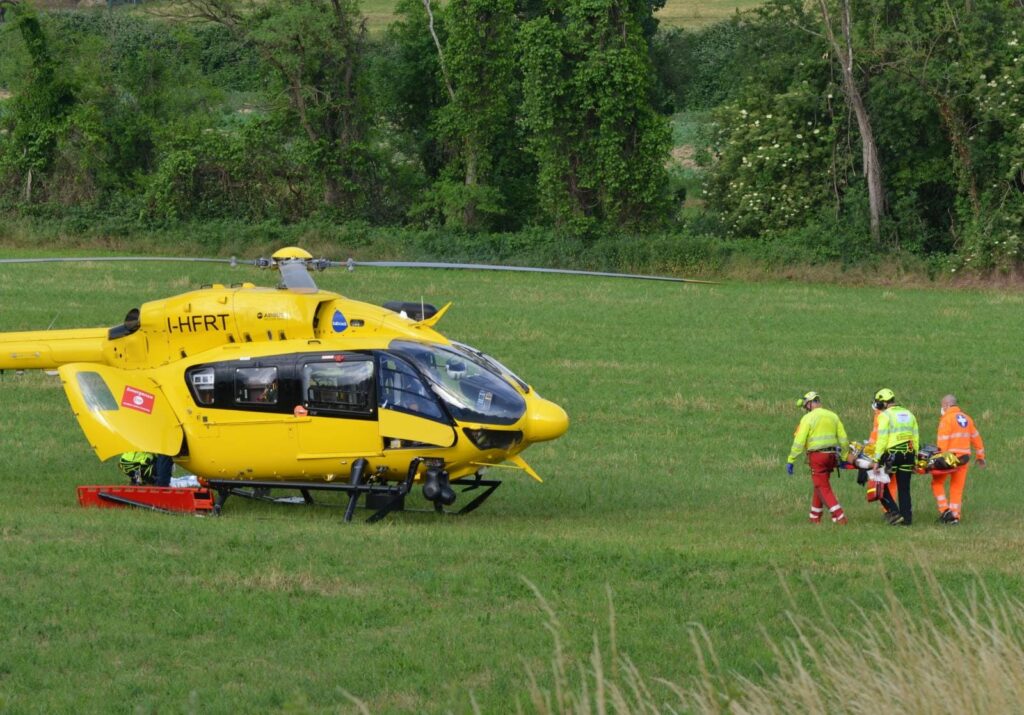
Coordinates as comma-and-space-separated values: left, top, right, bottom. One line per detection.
864, 398, 899, 518
787, 391, 849, 524
932, 394, 986, 525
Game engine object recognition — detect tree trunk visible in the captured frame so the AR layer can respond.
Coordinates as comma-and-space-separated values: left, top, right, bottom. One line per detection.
424, 0, 479, 228
819, 0, 885, 244
324, 175, 341, 209
423, 0, 455, 103
846, 76, 885, 243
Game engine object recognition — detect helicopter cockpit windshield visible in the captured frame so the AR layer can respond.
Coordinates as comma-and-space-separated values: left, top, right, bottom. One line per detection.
449, 341, 530, 394
389, 340, 527, 425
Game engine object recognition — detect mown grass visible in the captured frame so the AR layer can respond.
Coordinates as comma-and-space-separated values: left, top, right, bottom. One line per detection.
1, 256, 1022, 712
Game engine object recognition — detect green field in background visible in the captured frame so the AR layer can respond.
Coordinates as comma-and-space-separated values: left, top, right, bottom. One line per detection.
656, 0, 758, 27
1, 257, 1022, 712
361, 0, 761, 32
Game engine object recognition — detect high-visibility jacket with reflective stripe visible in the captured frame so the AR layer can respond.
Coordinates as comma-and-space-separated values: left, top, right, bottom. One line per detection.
121, 451, 154, 463
874, 406, 919, 455
788, 407, 848, 464
937, 406, 985, 459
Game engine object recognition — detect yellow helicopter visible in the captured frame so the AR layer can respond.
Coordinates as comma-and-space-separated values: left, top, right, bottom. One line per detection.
1, 247, 696, 521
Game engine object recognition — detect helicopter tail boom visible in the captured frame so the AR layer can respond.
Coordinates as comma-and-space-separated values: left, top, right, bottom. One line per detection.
0, 328, 109, 370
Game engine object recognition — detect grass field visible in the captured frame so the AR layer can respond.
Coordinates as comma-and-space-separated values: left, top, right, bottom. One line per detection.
1, 254, 1023, 712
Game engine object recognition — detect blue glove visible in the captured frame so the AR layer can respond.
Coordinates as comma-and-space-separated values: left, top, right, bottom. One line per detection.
786, 463, 794, 476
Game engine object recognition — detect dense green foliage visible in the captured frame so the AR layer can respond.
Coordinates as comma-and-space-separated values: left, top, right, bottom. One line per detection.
519, 1, 671, 234
690, 0, 1024, 270
0, 0, 670, 238
1, 0, 1023, 271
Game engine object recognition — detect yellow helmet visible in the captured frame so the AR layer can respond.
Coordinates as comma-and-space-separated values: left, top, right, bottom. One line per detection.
874, 388, 895, 403
796, 390, 820, 408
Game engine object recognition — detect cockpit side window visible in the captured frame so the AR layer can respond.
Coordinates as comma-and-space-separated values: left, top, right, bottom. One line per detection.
302, 360, 375, 416
378, 354, 447, 422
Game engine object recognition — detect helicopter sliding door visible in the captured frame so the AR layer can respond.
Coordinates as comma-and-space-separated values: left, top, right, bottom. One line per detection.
57, 364, 184, 461
295, 355, 381, 460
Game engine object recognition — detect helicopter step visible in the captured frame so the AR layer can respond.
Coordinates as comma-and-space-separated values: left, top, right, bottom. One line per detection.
205, 458, 503, 523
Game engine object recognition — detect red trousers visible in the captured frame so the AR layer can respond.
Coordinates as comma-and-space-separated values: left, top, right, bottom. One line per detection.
808, 451, 845, 523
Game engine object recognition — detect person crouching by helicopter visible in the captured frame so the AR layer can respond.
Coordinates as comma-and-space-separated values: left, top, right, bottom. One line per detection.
119, 452, 156, 486
869, 389, 919, 526
153, 455, 173, 487
786, 391, 850, 525
932, 394, 986, 525
118, 452, 173, 487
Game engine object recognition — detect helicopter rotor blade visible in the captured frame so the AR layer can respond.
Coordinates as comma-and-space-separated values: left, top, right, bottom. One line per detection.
335, 259, 715, 284
0, 256, 250, 267
0, 254, 715, 284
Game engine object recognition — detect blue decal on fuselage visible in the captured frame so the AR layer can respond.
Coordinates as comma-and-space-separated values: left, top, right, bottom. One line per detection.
332, 310, 348, 333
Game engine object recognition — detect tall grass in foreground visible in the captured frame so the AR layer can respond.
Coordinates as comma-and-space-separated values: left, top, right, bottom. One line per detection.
523, 573, 1024, 714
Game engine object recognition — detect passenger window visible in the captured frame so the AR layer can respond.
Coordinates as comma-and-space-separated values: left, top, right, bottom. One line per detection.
187, 367, 216, 406
302, 360, 374, 415
235, 366, 279, 405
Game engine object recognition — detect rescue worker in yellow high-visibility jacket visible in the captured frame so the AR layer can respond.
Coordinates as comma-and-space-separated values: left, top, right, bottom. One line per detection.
787, 391, 849, 524
870, 388, 919, 526
932, 394, 986, 525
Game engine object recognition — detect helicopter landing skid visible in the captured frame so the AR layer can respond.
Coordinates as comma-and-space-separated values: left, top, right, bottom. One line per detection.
204, 462, 502, 523
446, 474, 503, 515
206, 477, 411, 523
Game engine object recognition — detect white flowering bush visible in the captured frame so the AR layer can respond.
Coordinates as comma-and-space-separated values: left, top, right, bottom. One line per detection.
701, 81, 844, 238
957, 30, 1024, 272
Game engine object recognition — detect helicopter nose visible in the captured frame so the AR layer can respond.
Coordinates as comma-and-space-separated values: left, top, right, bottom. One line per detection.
523, 396, 570, 443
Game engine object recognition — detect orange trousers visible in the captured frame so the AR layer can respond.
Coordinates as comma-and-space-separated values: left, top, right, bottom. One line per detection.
877, 478, 898, 513
931, 465, 968, 518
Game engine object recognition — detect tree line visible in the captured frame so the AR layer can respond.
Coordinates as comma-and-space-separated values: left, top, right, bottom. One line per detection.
0, 0, 1022, 272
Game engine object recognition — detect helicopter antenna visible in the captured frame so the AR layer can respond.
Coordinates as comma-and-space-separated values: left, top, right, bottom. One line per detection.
46, 313, 60, 330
